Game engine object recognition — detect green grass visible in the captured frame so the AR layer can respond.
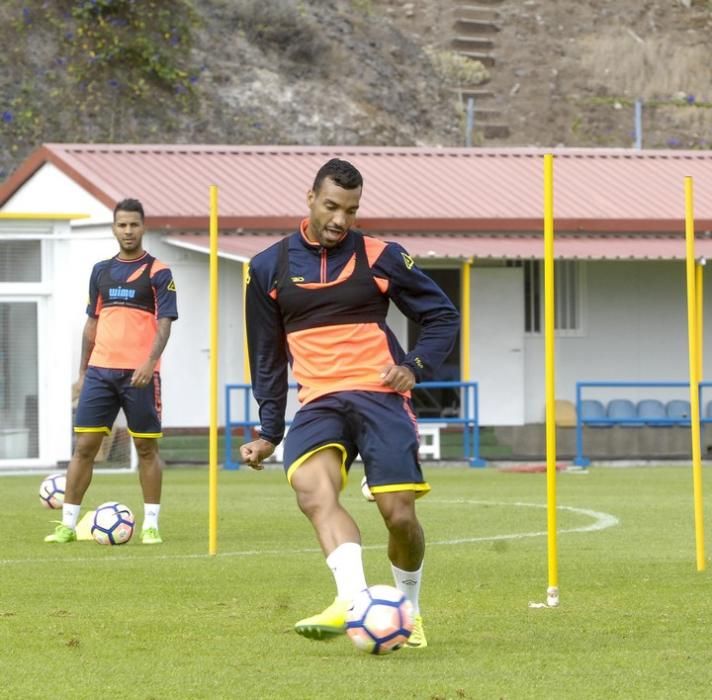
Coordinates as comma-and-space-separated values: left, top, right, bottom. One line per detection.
4, 465, 712, 699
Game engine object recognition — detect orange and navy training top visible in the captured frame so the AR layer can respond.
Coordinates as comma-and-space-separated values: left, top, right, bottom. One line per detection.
86, 252, 178, 370
246, 221, 460, 445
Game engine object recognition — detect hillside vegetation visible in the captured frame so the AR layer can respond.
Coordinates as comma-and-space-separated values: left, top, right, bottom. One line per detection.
0, 0, 710, 181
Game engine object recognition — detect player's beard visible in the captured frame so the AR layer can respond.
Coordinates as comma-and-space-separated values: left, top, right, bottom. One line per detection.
119, 239, 143, 257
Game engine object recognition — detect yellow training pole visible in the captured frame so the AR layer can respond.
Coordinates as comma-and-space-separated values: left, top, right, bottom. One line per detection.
696, 261, 704, 382
543, 154, 559, 605
243, 261, 251, 384
684, 176, 705, 571
209, 185, 219, 556
461, 258, 472, 381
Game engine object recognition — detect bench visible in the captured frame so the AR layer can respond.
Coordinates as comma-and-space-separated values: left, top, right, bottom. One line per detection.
574, 380, 712, 465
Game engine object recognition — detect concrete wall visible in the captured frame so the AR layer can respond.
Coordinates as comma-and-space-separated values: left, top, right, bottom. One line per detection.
523, 260, 701, 423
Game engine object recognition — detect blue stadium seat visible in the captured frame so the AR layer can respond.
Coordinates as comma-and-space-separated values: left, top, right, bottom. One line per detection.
580, 399, 607, 424
666, 400, 691, 424
607, 398, 640, 426
636, 399, 667, 425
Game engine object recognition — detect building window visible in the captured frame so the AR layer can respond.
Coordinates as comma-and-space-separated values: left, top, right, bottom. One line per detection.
522, 260, 582, 335
0, 240, 42, 282
0, 301, 39, 458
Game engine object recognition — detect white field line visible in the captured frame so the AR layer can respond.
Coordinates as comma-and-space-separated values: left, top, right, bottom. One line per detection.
424, 499, 620, 546
2, 500, 618, 566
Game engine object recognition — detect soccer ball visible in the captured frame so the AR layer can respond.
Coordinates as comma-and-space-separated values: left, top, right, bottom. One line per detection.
39, 473, 66, 509
360, 475, 375, 502
346, 585, 414, 655
91, 502, 135, 545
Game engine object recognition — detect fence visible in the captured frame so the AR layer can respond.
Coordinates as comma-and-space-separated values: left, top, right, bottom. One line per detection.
573, 381, 712, 466
224, 380, 485, 469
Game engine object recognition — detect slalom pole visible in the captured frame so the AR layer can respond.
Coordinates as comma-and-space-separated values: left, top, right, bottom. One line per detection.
209, 185, 219, 556
696, 260, 704, 382
543, 153, 559, 605
461, 258, 476, 465
461, 258, 472, 383
684, 176, 705, 571
243, 261, 251, 385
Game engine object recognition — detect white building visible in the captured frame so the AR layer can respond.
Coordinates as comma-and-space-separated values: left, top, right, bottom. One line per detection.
1, 144, 711, 468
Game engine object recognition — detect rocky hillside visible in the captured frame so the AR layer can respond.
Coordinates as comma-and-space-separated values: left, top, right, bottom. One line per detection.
0, 0, 710, 181
380, 0, 712, 149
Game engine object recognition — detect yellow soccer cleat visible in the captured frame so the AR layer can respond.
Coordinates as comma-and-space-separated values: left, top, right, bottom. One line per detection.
44, 523, 77, 543
406, 613, 428, 648
294, 598, 350, 640
140, 527, 163, 545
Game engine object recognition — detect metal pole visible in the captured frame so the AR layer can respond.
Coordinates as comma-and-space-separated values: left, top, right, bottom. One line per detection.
543, 153, 560, 607
684, 176, 705, 571
634, 99, 643, 149
208, 185, 219, 556
465, 97, 475, 147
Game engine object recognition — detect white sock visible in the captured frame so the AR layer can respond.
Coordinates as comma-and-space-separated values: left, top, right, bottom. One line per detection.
392, 562, 424, 614
143, 503, 161, 530
62, 503, 81, 530
326, 542, 367, 601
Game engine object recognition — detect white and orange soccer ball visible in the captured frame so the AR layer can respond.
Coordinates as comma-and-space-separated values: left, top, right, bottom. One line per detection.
346, 584, 414, 655
91, 502, 135, 545
39, 473, 66, 509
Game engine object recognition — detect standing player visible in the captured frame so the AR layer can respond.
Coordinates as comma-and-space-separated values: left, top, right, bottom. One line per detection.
240, 158, 460, 648
45, 198, 178, 544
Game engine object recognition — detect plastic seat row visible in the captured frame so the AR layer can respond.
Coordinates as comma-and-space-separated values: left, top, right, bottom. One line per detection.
580, 398, 701, 426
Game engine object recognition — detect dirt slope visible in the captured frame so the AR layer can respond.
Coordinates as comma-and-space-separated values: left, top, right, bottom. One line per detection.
376, 0, 712, 148
0, 0, 709, 181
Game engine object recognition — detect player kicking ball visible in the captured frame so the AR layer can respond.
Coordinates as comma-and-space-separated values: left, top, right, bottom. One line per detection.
240, 159, 460, 648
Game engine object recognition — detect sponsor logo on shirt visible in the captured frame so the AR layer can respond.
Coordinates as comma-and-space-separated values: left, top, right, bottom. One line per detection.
109, 286, 136, 300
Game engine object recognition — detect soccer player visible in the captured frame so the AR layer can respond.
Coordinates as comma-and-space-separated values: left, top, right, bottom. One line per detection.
45, 198, 178, 544
240, 159, 460, 648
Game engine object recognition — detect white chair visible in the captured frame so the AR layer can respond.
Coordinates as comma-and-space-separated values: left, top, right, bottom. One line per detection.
417, 423, 446, 460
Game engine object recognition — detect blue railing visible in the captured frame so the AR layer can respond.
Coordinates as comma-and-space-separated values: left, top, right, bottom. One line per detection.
224, 380, 485, 469
573, 380, 712, 466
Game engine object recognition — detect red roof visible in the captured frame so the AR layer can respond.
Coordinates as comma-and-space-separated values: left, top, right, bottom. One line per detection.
1, 143, 711, 234
165, 231, 712, 262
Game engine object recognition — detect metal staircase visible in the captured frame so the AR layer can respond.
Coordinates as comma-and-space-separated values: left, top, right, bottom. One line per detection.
449, 1, 510, 140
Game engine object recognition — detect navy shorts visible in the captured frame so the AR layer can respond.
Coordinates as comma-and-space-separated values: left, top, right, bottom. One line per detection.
283, 391, 430, 497
74, 366, 163, 438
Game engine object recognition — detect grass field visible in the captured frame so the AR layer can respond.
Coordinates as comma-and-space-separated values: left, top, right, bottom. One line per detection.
3, 464, 712, 699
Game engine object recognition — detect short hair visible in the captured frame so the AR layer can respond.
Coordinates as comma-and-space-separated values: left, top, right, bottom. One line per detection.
312, 158, 363, 193
114, 198, 145, 222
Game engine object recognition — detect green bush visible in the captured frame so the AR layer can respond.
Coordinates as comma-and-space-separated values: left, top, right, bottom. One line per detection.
56, 0, 200, 102
0, 0, 200, 167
